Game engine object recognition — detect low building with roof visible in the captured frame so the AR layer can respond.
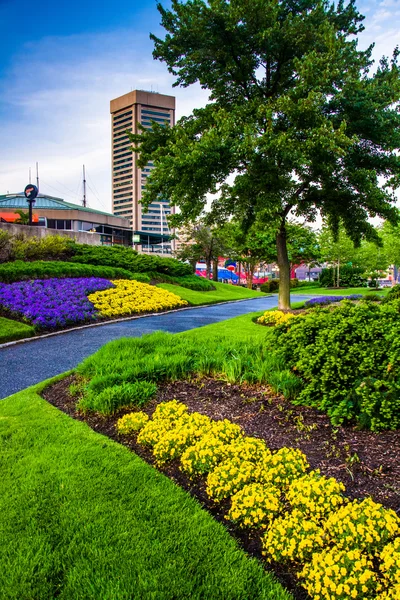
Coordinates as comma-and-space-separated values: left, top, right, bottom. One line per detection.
0, 192, 133, 246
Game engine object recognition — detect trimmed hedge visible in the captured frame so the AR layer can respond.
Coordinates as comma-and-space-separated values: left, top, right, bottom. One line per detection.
260, 279, 316, 293
274, 300, 400, 430
149, 272, 215, 291
319, 266, 367, 288
69, 243, 192, 277
0, 261, 136, 284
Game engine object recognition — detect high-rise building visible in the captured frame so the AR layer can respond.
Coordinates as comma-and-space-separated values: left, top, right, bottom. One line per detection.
110, 90, 175, 254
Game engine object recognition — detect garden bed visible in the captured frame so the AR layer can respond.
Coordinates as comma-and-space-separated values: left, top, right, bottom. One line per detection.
43, 374, 400, 599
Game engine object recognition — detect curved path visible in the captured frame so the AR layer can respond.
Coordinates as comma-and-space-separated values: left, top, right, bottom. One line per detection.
0, 295, 312, 399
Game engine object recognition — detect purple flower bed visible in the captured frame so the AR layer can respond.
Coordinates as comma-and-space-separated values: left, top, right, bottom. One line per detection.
0, 277, 114, 329
305, 294, 362, 307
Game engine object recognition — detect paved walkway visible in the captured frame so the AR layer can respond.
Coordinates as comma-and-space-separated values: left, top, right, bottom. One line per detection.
0, 295, 312, 399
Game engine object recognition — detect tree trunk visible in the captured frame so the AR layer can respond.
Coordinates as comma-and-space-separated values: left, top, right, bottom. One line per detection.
276, 221, 291, 310
337, 259, 340, 288
206, 260, 211, 279
212, 259, 218, 281
247, 264, 255, 289
190, 259, 197, 273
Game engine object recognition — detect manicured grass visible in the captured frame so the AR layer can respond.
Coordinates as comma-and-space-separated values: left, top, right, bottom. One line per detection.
291, 286, 388, 296
0, 382, 292, 600
157, 281, 267, 305
0, 316, 35, 344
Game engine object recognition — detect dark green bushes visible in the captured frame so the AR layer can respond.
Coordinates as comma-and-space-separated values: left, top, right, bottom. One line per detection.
382, 284, 400, 303
69, 243, 192, 276
0, 261, 135, 283
319, 266, 367, 288
260, 280, 280, 293
260, 279, 318, 293
150, 273, 215, 291
273, 300, 400, 430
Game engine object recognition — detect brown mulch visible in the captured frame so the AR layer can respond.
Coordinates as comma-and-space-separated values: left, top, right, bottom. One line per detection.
42, 375, 400, 600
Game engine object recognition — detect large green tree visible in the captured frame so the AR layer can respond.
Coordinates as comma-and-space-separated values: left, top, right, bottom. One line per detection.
131, 0, 400, 309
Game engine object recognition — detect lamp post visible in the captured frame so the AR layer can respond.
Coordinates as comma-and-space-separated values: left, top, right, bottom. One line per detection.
24, 184, 38, 226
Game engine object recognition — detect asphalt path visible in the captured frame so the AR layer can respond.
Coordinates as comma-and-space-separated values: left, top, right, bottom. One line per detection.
0, 295, 312, 399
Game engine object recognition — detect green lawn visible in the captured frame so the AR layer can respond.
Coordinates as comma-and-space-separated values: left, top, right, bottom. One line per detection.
157, 281, 267, 305
291, 286, 388, 296
0, 316, 35, 344
0, 378, 291, 600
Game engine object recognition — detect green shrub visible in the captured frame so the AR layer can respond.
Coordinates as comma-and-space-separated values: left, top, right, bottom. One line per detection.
296, 280, 321, 289
260, 279, 305, 293
382, 284, 400, 303
361, 292, 382, 302
260, 280, 279, 293
68, 243, 192, 277
273, 300, 400, 430
77, 381, 158, 415
149, 272, 215, 291
319, 266, 367, 288
0, 261, 135, 283
11, 234, 74, 262
0, 231, 13, 263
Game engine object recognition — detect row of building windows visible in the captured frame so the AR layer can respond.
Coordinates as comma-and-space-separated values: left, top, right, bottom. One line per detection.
47, 219, 72, 230
115, 211, 132, 217
113, 139, 132, 150
114, 110, 132, 123
141, 109, 171, 118
141, 116, 170, 125
114, 200, 132, 208
114, 178, 132, 186
114, 186, 132, 195
113, 121, 132, 132
113, 115, 132, 128
114, 157, 133, 166
113, 167, 132, 175
114, 151, 132, 160
113, 128, 132, 140
114, 192, 133, 200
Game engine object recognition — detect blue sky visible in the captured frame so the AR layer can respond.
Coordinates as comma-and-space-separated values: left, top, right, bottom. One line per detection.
0, 0, 398, 212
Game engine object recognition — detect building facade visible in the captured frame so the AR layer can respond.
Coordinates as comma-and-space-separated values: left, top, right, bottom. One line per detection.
0, 193, 133, 246
110, 90, 176, 254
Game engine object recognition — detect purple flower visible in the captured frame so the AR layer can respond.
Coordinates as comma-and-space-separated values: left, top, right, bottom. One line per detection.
0, 277, 114, 330
305, 295, 362, 307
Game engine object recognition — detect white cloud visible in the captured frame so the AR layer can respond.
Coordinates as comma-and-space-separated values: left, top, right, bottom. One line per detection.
0, 29, 208, 211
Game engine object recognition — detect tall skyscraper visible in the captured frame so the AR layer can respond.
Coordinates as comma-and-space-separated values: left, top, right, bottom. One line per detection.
110, 90, 175, 253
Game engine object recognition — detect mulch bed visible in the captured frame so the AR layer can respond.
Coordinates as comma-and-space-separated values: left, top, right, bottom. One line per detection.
42, 375, 400, 600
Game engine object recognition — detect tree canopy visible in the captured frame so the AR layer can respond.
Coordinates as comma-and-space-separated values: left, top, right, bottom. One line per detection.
131, 0, 400, 308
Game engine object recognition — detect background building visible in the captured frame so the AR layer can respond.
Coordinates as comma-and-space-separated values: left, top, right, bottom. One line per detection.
110, 90, 176, 254
0, 193, 132, 246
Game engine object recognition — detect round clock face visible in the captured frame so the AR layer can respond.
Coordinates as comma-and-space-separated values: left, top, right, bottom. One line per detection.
24, 184, 39, 201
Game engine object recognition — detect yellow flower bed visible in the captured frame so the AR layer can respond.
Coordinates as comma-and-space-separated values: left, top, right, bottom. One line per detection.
300, 547, 380, 600
324, 497, 399, 554
116, 399, 400, 599
262, 509, 325, 563
257, 310, 301, 326
287, 471, 346, 519
88, 279, 188, 317
227, 482, 281, 529
116, 411, 149, 434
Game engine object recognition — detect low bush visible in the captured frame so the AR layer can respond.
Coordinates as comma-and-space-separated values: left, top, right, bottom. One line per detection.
11, 234, 73, 262
151, 273, 215, 291
69, 243, 192, 276
319, 265, 367, 288
260, 279, 310, 293
77, 380, 157, 415
273, 300, 400, 430
0, 316, 35, 344
260, 280, 280, 293
0, 260, 135, 283
382, 284, 400, 303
